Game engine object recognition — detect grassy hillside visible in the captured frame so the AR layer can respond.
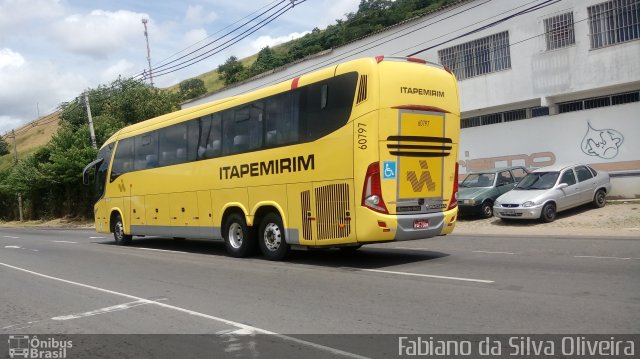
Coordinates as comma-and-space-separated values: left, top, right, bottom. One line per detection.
0, 113, 60, 172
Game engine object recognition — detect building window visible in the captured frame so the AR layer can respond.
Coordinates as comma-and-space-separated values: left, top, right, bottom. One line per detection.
544, 12, 576, 50
557, 91, 639, 113
588, 0, 640, 49
438, 31, 511, 80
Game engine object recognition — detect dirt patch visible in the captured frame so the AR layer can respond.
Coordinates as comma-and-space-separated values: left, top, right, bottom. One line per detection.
455, 201, 640, 237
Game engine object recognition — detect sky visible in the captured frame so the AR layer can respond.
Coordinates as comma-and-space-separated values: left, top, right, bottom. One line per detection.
0, 0, 361, 134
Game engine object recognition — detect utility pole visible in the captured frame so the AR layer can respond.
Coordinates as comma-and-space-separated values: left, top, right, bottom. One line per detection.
84, 92, 97, 149
11, 130, 24, 222
142, 18, 154, 86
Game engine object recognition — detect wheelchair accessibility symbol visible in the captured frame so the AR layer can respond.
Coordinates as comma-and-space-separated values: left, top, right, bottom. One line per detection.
383, 161, 396, 179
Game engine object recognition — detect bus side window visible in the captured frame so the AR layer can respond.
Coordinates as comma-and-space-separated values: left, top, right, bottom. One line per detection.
266, 93, 298, 146
196, 115, 212, 159
159, 123, 187, 166
186, 120, 199, 162
111, 138, 134, 181
223, 102, 263, 155
304, 72, 358, 141
205, 114, 222, 158
134, 132, 158, 171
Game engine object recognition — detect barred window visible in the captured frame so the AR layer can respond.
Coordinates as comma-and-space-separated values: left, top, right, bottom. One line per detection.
544, 12, 576, 50
588, 0, 640, 49
438, 31, 511, 80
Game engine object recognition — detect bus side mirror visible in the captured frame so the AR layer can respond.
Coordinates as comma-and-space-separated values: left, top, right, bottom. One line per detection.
83, 169, 95, 185
82, 158, 103, 186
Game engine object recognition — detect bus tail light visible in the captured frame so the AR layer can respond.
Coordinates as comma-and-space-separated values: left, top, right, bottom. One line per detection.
447, 162, 459, 211
362, 162, 388, 214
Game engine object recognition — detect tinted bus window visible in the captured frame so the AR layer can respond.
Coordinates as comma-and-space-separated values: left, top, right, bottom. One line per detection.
223, 102, 264, 155
266, 93, 298, 146
134, 132, 158, 170
303, 72, 358, 141
159, 123, 187, 166
186, 120, 199, 162
111, 138, 134, 180
196, 115, 212, 159
204, 114, 222, 158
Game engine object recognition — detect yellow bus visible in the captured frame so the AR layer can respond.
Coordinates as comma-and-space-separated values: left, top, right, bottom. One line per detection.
83, 56, 460, 260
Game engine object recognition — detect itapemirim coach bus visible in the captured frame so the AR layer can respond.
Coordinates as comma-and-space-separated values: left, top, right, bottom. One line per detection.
83, 56, 460, 260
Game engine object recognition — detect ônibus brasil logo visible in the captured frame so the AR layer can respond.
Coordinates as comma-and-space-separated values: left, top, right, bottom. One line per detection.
8, 335, 72, 359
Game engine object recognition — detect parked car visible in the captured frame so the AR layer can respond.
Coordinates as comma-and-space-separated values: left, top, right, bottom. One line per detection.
493, 164, 611, 223
458, 166, 529, 218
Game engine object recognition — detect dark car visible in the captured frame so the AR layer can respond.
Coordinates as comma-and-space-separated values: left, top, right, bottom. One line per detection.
458, 166, 529, 218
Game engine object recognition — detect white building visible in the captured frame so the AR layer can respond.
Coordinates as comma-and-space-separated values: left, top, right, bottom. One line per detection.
184, 0, 640, 198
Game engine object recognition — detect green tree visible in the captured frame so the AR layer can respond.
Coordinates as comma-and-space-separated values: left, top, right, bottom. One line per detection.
217, 56, 245, 85
178, 78, 207, 101
0, 136, 9, 156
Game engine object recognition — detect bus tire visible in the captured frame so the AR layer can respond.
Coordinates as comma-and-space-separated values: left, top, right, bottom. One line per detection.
222, 213, 255, 258
258, 213, 290, 261
113, 213, 132, 246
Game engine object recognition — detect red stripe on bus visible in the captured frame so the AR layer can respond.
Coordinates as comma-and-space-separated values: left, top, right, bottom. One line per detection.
291, 77, 300, 89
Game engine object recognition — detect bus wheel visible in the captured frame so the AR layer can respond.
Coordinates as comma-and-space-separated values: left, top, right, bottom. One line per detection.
222, 213, 255, 257
258, 213, 290, 261
113, 214, 132, 245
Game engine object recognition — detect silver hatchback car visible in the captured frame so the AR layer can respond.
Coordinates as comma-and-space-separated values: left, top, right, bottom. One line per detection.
493, 164, 611, 222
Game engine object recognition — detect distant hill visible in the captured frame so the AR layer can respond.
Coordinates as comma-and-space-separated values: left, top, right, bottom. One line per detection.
0, 112, 60, 172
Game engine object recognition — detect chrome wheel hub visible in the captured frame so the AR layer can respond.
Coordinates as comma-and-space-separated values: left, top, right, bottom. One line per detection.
263, 223, 282, 251
228, 223, 243, 249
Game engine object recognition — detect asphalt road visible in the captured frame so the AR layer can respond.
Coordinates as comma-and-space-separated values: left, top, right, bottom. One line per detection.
1, 228, 639, 357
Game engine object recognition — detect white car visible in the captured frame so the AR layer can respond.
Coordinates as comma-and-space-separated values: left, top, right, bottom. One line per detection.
493, 164, 611, 222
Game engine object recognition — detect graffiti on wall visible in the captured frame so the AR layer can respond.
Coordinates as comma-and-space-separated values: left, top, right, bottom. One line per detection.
460, 151, 556, 173
581, 122, 624, 159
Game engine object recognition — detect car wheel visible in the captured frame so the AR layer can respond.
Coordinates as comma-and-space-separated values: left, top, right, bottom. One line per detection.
593, 189, 606, 208
480, 201, 493, 219
113, 213, 132, 245
540, 203, 556, 223
222, 213, 256, 257
258, 213, 290, 261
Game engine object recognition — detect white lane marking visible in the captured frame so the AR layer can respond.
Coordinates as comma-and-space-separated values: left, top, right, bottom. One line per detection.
2, 321, 40, 330
473, 250, 515, 255
359, 268, 494, 284
137, 247, 188, 254
5, 245, 21, 248
54, 240, 78, 244
3, 236, 20, 239
52, 299, 160, 321
574, 255, 631, 260
90, 236, 105, 239
0, 262, 367, 359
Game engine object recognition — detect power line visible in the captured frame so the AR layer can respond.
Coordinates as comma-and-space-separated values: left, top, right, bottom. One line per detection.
144, 0, 283, 72
227, 0, 562, 95
148, 0, 289, 75
147, 0, 307, 80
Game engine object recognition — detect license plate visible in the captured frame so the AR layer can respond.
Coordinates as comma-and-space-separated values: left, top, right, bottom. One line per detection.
502, 210, 516, 215
414, 219, 429, 229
